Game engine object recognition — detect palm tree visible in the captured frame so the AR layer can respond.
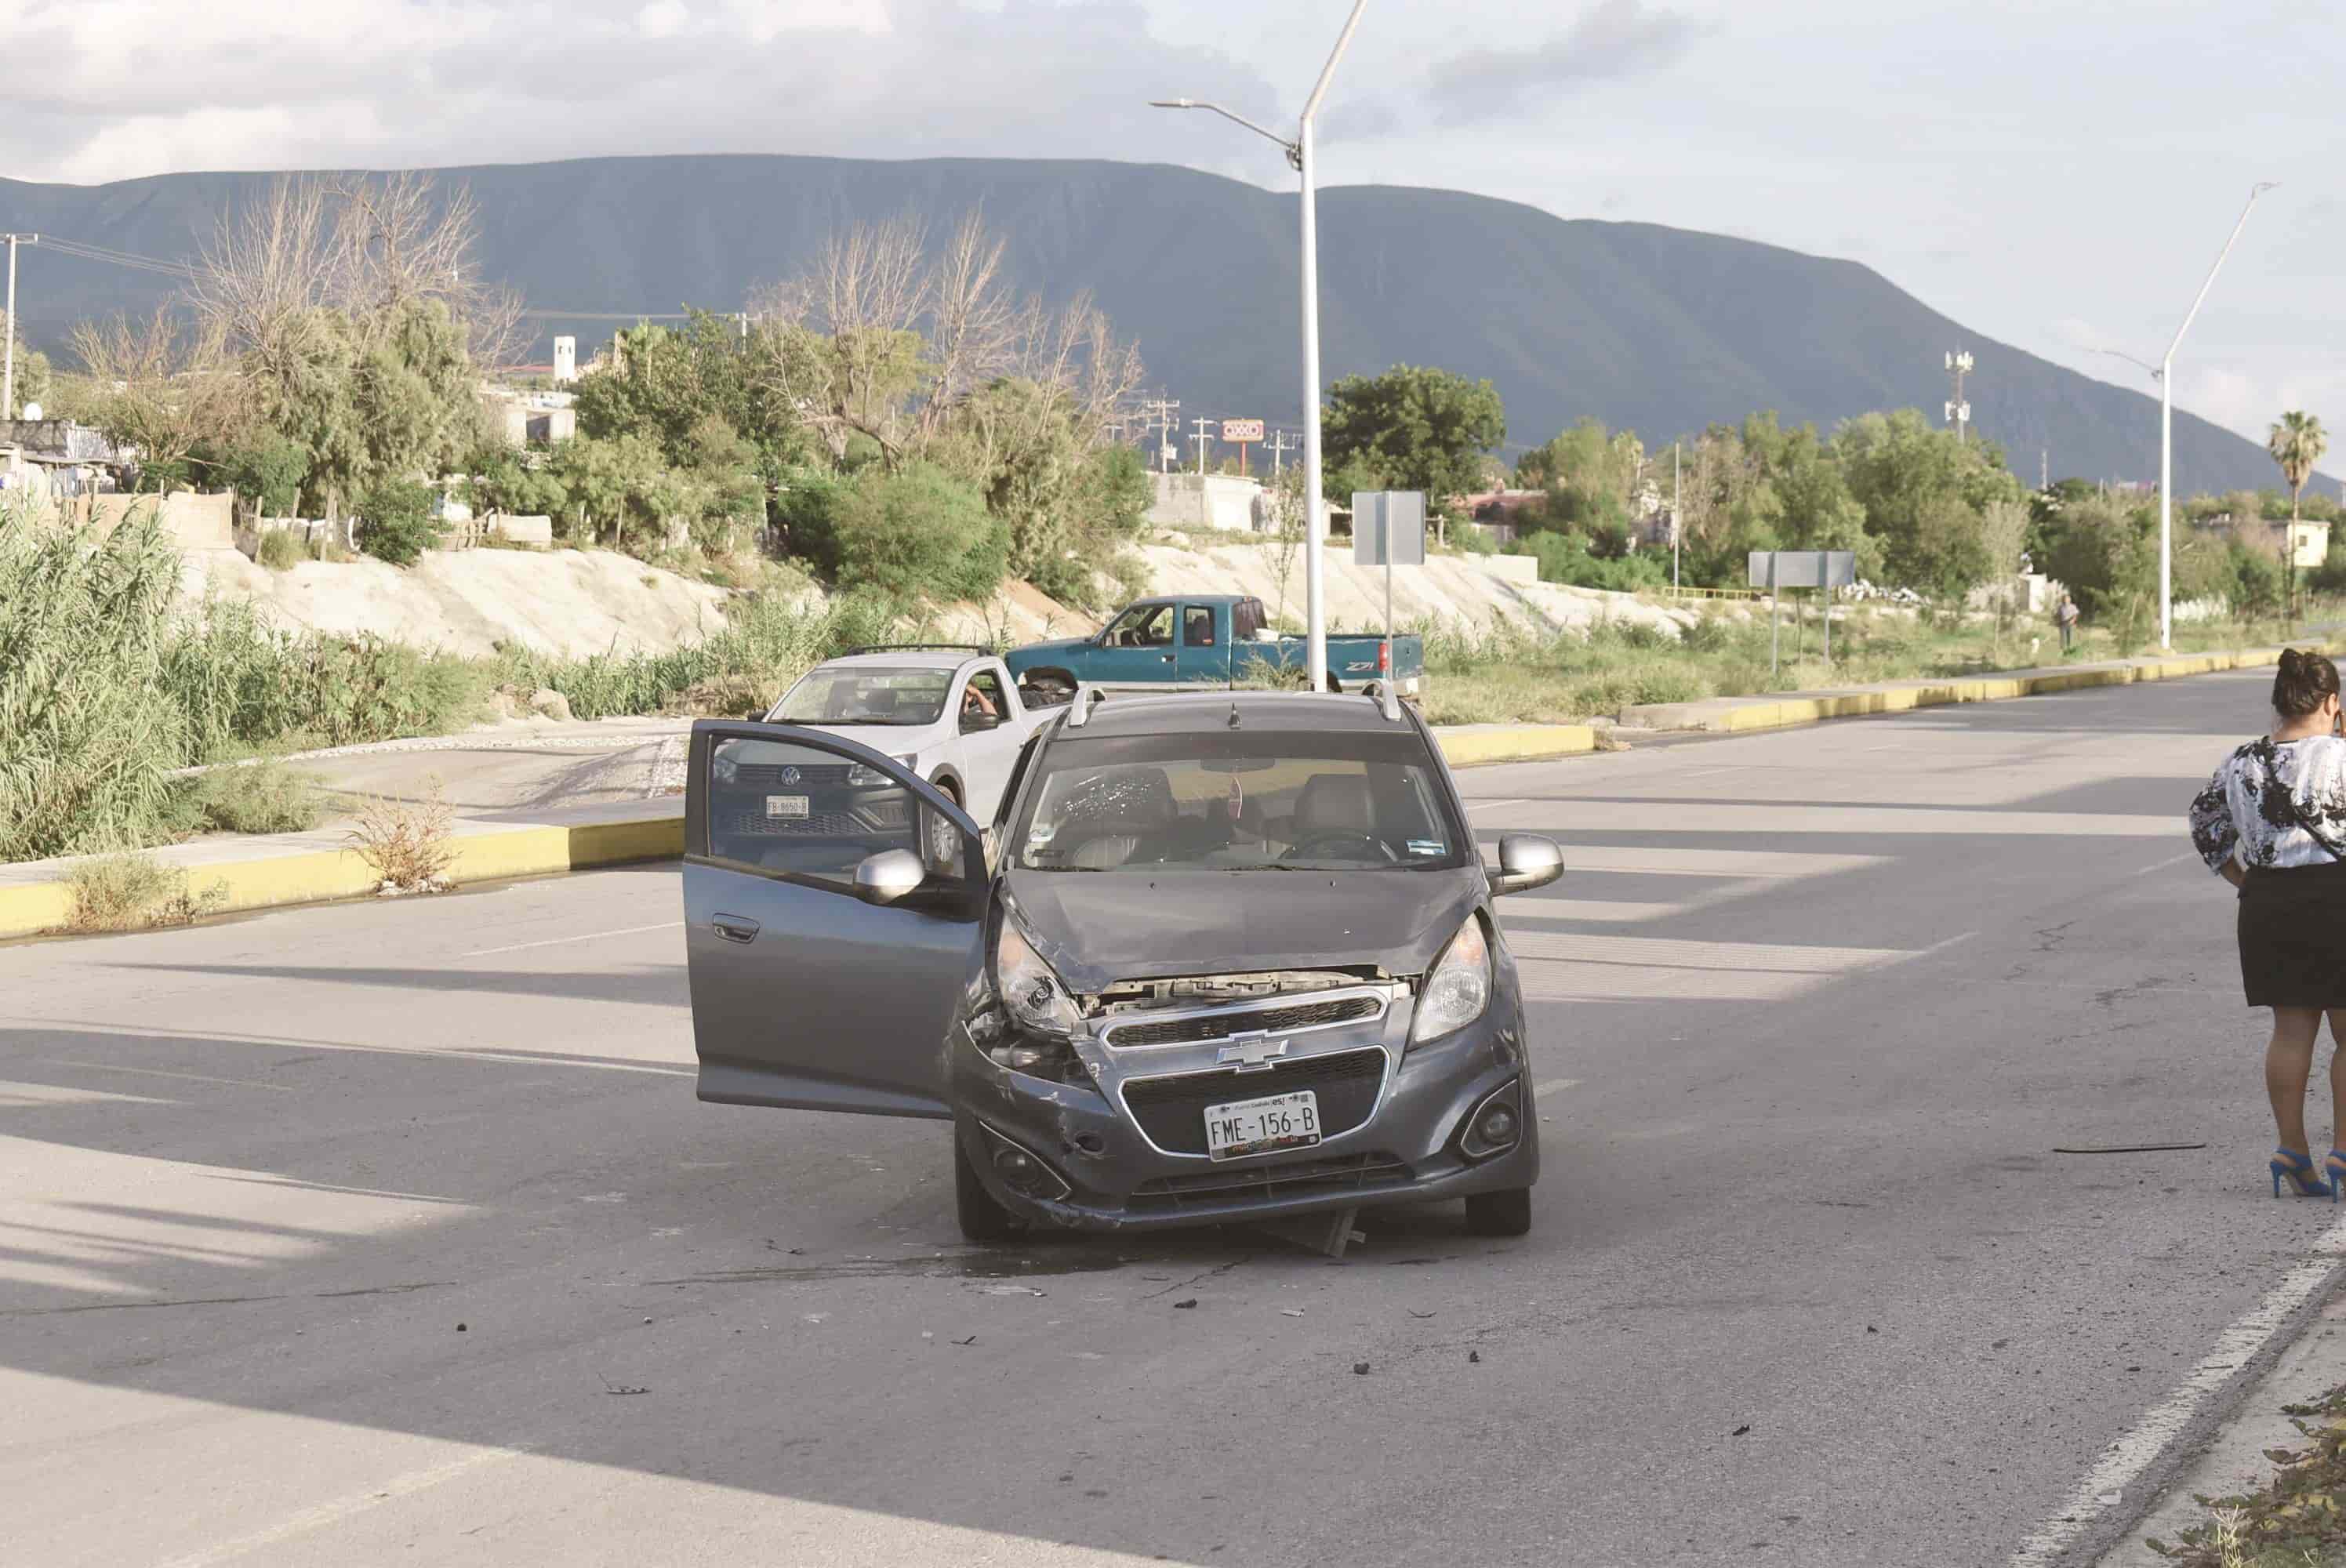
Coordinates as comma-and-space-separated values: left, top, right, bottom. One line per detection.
2268, 411, 2330, 623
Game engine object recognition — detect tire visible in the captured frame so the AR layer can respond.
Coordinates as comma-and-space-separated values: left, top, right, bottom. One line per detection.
954, 1132, 1026, 1242
1464, 1187, 1533, 1237
934, 776, 962, 808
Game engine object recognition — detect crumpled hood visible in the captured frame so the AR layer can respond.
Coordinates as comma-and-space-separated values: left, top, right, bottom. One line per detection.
1005, 867, 1484, 995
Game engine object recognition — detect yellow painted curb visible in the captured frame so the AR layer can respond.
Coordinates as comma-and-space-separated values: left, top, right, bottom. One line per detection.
1, 810, 687, 941
1436, 725, 1598, 767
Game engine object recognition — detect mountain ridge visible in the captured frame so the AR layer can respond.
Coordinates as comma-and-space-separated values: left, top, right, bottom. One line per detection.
0, 153, 2301, 492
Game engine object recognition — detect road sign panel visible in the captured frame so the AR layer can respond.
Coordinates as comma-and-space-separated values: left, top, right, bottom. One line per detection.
1221, 419, 1265, 443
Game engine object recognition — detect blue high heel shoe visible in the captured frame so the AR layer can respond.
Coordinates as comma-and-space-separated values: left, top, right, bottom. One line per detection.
2326, 1150, 2346, 1202
2273, 1147, 2331, 1199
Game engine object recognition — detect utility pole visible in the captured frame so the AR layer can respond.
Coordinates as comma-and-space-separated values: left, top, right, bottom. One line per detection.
2, 234, 34, 421
2039, 448, 2049, 490
1142, 397, 1180, 474
1944, 350, 1974, 443
1672, 441, 1682, 592
1190, 417, 1215, 476
1269, 429, 1297, 478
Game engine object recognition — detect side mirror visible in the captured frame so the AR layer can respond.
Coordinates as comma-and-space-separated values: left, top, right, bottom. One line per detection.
853, 848, 926, 906
1490, 833, 1563, 897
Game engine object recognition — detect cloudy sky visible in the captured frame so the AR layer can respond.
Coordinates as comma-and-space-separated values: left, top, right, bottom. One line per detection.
5, 0, 2340, 447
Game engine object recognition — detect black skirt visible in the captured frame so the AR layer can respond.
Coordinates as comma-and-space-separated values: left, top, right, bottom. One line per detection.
2239, 860, 2346, 1007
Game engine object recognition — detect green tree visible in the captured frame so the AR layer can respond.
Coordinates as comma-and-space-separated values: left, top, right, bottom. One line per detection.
1832, 408, 2024, 597
2, 312, 50, 416
2043, 493, 2154, 619
354, 477, 438, 565
2268, 411, 2330, 619
209, 432, 310, 517
1321, 365, 1505, 516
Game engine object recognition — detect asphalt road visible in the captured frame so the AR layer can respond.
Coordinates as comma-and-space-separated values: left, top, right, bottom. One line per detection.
4, 669, 2325, 1566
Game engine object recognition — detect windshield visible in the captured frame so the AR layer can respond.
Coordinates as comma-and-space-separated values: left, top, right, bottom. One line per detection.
772, 667, 952, 727
1015, 731, 1463, 872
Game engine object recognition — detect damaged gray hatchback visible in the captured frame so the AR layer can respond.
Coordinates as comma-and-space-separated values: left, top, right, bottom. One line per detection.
681, 688, 1563, 1240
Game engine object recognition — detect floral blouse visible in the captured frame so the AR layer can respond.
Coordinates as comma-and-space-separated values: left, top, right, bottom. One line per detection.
2190, 735, 2346, 873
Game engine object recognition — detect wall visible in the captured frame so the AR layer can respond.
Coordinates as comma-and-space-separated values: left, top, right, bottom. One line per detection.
1149, 472, 1264, 533
63, 490, 237, 552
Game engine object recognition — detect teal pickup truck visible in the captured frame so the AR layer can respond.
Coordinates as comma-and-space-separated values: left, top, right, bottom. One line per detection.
1004, 595, 1424, 703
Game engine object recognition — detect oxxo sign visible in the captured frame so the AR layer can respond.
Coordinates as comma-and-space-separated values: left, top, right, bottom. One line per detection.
1220, 419, 1265, 443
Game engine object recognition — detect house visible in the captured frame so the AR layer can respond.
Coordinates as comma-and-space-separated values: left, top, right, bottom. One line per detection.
0, 419, 126, 499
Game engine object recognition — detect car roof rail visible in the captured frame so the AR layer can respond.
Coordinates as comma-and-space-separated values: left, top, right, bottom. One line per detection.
840, 643, 995, 658
1063, 684, 1112, 729
1358, 680, 1405, 724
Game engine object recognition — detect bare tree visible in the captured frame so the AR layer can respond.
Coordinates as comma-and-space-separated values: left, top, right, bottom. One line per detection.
70, 307, 238, 480
189, 172, 528, 391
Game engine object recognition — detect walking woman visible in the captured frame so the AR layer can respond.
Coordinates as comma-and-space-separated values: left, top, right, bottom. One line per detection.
2189, 648, 2346, 1198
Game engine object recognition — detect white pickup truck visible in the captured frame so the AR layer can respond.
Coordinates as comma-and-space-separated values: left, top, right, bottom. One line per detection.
760, 646, 1055, 822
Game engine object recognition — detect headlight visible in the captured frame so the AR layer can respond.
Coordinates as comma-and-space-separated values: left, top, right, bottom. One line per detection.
994, 909, 1083, 1036
1410, 915, 1491, 1046
712, 750, 740, 785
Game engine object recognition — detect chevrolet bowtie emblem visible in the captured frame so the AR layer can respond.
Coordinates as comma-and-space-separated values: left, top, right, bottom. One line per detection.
1218, 1031, 1288, 1072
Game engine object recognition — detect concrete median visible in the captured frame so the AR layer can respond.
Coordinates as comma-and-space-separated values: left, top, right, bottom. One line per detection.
1619, 641, 2330, 735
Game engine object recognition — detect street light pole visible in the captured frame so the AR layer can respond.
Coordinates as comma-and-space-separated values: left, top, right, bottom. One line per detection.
1153, 0, 1370, 693
2146, 182, 2276, 649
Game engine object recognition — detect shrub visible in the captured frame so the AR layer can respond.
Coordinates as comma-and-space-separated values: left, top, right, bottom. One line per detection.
354, 477, 439, 565
1506, 532, 1670, 592
256, 528, 305, 571
65, 853, 227, 932
827, 463, 1007, 602
181, 762, 327, 836
347, 775, 456, 893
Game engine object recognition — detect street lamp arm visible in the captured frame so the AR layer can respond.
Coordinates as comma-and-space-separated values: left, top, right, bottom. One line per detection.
1147, 100, 1296, 154
1302, 0, 1372, 122
2093, 347, 2163, 380
2164, 180, 2278, 362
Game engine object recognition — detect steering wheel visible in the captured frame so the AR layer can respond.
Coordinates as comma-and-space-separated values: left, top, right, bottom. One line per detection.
1283, 831, 1398, 864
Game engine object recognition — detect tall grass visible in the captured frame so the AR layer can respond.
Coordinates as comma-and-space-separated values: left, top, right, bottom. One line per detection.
0, 503, 189, 860
491, 588, 907, 719
2, 499, 491, 862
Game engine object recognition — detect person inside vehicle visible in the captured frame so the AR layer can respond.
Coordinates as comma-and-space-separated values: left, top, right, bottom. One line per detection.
962, 683, 998, 723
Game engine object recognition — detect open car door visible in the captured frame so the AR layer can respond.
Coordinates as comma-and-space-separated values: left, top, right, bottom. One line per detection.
683, 720, 987, 1118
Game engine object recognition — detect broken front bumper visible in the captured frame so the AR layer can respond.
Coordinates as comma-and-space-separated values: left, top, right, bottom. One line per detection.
945, 975, 1538, 1232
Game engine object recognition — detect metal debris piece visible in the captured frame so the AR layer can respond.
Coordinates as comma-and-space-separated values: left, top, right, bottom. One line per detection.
1255, 1207, 1364, 1259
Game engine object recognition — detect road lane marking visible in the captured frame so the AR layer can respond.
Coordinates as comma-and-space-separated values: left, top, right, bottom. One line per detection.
2010, 1216, 2346, 1566
1467, 797, 1527, 811
459, 920, 683, 957
39, 1060, 297, 1093
155, 1443, 536, 1568
1533, 1078, 1579, 1099
2134, 850, 2203, 877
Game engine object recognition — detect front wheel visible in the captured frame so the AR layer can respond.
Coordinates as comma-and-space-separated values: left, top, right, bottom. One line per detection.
954, 1132, 1026, 1242
1464, 1187, 1532, 1237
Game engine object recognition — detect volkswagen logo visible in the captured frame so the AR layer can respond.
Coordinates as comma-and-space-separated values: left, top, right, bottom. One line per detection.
779, 766, 801, 786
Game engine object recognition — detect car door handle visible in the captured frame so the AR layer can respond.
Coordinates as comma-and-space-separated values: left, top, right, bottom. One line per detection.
711, 914, 760, 945
1160, 653, 1175, 662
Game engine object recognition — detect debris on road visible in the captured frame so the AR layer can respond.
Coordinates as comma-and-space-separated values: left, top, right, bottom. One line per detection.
1469, 1351, 1481, 1363
1730, 1425, 1752, 1437
1255, 1207, 1365, 1259
1172, 1299, 1198, 1309
1353, 1362, 1371, 1376
456, 1323, 467, 1332
954, 1335, 978, 1346
2050, 1142, 2208, 1155
599, 1373, 649, 1396
1280, 1308, 1305, 1317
